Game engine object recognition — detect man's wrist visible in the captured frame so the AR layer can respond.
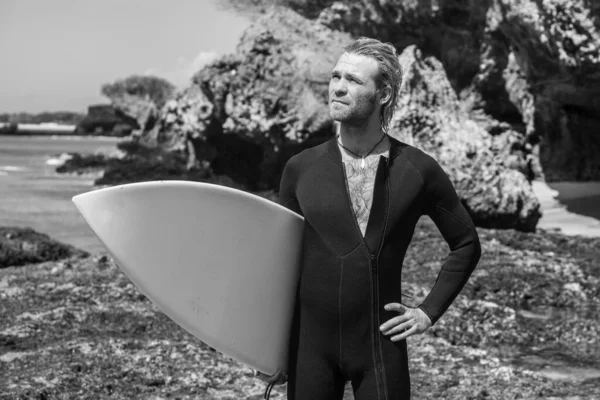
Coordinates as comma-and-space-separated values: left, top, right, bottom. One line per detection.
416, 304, 434, 326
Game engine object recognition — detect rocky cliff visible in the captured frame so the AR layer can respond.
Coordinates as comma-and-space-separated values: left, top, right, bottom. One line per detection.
76, 1, 600, 231
300, 0, 600, 181
394, 45, 540, 230
138, 6, 541, 230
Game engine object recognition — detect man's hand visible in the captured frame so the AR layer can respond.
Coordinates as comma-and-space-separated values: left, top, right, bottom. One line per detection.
379, 303, 432, 341
254, 370, 287, 386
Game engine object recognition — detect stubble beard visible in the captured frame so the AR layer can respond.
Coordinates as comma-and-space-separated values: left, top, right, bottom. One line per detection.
330, 95, 377, 126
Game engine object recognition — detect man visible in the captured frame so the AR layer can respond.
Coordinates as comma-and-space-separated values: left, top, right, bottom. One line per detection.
261, 37, 482, 400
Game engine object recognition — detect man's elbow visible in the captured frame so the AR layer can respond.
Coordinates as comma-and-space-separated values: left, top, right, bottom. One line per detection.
468, 229, 482, 271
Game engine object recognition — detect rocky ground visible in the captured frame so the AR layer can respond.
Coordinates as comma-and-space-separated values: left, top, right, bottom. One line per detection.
1, 217, 598, 399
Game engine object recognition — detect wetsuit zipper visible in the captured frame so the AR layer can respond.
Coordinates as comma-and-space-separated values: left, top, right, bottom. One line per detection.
373, 156, 391, 397
341, 156, 390, 400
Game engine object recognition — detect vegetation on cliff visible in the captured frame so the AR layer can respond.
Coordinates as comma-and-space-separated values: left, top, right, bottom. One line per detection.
0, 112, 84, 125
101, 75, 176, 111
76, 105, 139, 137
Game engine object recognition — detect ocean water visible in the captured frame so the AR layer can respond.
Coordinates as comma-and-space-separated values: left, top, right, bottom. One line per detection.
1, 135, 599, 255
0, 135, 121, 253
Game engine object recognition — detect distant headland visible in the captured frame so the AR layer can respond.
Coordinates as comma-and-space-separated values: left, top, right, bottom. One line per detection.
0, 105, 138, 137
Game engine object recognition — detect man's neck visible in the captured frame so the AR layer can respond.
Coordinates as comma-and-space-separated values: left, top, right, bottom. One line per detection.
337, 119, 386, 154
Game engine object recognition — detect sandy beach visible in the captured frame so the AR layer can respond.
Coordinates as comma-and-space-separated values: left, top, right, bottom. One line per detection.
532, 180, 600, 237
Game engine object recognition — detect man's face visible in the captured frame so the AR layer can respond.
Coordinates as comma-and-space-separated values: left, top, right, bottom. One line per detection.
329, 52, 381, 124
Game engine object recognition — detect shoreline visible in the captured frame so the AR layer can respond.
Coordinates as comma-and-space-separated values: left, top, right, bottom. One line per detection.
533, 180, 600, 237
0, 133, 125, 141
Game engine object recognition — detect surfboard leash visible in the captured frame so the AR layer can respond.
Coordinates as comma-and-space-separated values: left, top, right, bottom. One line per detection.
264, 381, 275, 399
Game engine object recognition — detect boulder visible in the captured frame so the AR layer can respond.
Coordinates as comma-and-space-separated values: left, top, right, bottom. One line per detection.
392, 45, 541, 231
177, 7, 353, 188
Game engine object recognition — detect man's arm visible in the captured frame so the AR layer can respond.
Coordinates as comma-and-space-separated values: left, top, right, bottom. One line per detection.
253, 157, 303, 387
417, 158, 482, 325
278, 156, 303, 216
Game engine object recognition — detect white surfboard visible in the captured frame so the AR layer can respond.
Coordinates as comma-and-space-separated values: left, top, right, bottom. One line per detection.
72, 180, 304, 375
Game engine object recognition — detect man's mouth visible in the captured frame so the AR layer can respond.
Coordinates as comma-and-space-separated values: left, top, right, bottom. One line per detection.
331, 100, 347, 105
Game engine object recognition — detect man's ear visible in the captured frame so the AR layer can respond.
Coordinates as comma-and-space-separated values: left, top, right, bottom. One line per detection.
379, 85, 392, 105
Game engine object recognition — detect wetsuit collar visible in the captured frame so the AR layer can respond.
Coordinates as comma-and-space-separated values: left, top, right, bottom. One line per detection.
327, 135, 408, 165
327, 134, 406, 165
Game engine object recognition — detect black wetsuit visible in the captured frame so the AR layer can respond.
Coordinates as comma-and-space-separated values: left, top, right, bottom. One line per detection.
278, 136, 482, 400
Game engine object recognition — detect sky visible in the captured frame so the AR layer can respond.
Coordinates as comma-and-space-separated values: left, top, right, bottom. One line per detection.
0, 0, 251, 113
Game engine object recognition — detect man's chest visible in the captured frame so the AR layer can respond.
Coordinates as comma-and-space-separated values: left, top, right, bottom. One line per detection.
343, 157, 381, 236
293, 152, 426, 254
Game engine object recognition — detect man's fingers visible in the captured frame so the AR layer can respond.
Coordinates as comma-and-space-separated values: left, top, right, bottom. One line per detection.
379, 314, 412, 332
381, 318, 414, 336
392, 324, 418, 342
384, 302, 408, 314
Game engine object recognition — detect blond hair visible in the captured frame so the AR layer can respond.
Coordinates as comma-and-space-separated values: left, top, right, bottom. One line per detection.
343, 37, 403, 133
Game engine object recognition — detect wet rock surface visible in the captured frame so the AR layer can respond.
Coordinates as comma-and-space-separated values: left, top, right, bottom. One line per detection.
1, 217, 598, 399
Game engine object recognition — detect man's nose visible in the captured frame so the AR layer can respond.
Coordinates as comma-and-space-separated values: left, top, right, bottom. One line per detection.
332, 79, 348, 96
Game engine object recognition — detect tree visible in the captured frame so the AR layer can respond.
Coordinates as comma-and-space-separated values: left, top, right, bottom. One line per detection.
101, 75, 176, 109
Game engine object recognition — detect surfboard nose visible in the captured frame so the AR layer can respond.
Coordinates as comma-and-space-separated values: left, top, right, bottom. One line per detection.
72, 190, 101, 223
72, 190, 103, 235
72, 187, 121, 243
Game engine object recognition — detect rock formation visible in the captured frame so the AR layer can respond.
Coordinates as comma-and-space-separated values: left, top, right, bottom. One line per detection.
144, 8, 354, 189
181, 7, 540, 230
393, 45, 540, 231
487, 0, 600, 181
304, 0, 600, 182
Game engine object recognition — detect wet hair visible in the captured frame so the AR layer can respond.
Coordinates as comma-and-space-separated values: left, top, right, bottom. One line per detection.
343, 37, 403, 133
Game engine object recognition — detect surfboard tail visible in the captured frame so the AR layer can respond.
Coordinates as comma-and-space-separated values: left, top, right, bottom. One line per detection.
72, 181, 304, 375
